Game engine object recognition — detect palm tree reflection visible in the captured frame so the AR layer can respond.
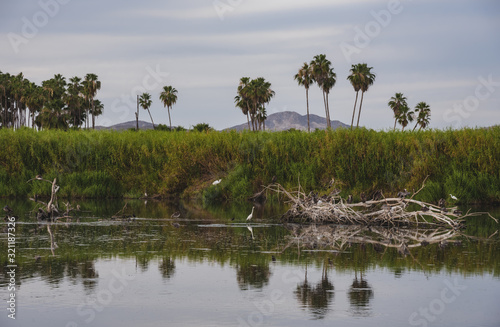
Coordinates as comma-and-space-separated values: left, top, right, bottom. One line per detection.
236, 262, 271, 290
294, 263, 334, 319
158, 257, 176, 279
348, 271, 374, 317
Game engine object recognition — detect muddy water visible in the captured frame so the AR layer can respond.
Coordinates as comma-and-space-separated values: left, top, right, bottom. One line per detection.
1, 200, 499, 326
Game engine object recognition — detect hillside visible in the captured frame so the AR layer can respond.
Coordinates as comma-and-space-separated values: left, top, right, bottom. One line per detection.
227, 111, 349, 131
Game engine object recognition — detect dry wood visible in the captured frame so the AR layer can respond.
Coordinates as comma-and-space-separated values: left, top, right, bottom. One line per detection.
264, 183, 498, 229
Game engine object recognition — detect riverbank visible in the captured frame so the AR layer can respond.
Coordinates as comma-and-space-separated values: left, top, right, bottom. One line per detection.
0, 127, 498, 204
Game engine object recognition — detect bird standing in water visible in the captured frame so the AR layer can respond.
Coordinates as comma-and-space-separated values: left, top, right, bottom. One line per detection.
247, 206, 255, 222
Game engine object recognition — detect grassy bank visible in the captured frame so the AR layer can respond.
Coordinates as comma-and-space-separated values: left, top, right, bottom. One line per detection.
0, 127, 499, 204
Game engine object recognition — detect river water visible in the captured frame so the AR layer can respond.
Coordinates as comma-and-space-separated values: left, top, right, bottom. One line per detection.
1, 199, 499, 327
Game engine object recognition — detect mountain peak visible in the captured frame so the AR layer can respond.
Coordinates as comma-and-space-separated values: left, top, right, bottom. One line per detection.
227, 111, 349, 131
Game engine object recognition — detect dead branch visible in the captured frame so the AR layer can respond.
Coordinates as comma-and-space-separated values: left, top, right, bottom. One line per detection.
264, 183, 497, 229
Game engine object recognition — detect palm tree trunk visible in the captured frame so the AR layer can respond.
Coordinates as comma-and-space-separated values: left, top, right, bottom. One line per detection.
147, 109, 155, 129
136, 95, 139, 131
393, 119, 397, 131
356, 91, 365, 128
246, 112, 250, 130
412, 122, 418, 132
326, 91, 331, 128
168, 106, 172, 130
322, 91, 328, 129
91, 97, 95, 129
306, 88, 310, 133
350, 91, 359, 130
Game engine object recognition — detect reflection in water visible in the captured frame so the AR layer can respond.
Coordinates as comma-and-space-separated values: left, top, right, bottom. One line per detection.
236, 263, 271, 290
159, 257, 176, 279
0, 199, 498, 326
284, 224, 475, 256
294, 263, 334, 319
348, 271, 374, 317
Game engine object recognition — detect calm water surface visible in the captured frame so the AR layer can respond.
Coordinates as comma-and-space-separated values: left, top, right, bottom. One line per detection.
1, 200, 499, 327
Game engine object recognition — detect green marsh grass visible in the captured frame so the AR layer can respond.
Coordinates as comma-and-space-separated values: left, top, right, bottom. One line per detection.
0, 127, 498, 204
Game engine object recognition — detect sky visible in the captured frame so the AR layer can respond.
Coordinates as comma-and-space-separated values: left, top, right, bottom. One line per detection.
1, 0, 499, 130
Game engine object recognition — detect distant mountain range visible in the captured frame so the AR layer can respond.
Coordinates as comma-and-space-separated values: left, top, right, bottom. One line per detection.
227, 111, 349, 131
97, 111, 350, 131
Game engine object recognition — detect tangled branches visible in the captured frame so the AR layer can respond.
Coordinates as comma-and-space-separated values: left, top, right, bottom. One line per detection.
264, 183, 497, 229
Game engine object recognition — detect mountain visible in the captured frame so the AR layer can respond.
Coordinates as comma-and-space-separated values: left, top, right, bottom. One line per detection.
98, 111, 350, 131
96, 120, 154, 130
227, 111, 350, 131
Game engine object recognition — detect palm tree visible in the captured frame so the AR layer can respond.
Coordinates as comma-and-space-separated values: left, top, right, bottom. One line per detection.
66, 76, 84, 128
356, 63, 376, 128
159, 86, 178, 130
396, 105, 414, 131
83, 73, 101, 129
235, 77, 252, 130
413, 102, 431, 131
294, 62, 314, 132
388, 93, 408, 131
347, 64, 362, 130
139, 92, 155, 129
311, 54, 335, 128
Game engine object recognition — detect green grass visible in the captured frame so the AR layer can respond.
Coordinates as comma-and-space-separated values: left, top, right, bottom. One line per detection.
0, 127, 499, 204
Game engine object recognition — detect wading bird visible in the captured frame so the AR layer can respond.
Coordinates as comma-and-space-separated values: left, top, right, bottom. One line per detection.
212, 179, 221, 185
247, 206, 255, 222
450, 194, 458, 201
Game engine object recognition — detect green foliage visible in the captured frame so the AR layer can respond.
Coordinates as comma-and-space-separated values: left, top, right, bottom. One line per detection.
192, 123, 213, 132
0, 127, 499, 204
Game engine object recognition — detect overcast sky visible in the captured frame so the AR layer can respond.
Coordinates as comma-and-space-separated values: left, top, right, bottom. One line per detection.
1, 0, 499, 130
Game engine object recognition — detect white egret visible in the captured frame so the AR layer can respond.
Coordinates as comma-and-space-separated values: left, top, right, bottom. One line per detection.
247, 206, 255, 222
450, 194, 458, 201
212, 179, 221, 185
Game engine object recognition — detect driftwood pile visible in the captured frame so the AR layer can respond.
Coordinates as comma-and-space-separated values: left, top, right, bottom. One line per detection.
264, 183, 497, 229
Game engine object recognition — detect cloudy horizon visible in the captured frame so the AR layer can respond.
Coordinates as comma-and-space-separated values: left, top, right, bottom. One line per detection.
1, 0, 499, 130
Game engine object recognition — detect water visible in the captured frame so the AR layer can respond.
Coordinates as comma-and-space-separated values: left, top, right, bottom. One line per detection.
1, 200, 499, 326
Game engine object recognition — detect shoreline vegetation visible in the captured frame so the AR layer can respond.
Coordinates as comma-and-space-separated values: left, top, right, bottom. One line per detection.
0, 127, 498, 205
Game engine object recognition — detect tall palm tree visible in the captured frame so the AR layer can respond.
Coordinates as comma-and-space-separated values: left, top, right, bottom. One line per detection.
66, 76, 84, 128
139, 92, 155, 129
311, 54, 335, 128
388, 93, 408, 131
159, 86, 178, 130
235, 77, 252, 130
294, 62, 314, 132
413, 102, 431, 131
347, 64, 362, 130
83, 73, 101, 129
396, 105, 414, 131
356, 63, 376, 128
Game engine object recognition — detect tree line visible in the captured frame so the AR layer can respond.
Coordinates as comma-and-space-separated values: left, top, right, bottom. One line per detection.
291, 54, 431, 132
0, 71, 101, 130
2, 56, 431, 131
